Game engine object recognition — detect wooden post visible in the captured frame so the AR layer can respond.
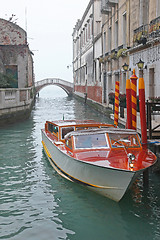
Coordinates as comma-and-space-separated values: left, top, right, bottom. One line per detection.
130, 69, 138, 130
114, 81, 120, 126
139, 75, 147, 148
126, 78, 132, 129
148, 103, 152, 139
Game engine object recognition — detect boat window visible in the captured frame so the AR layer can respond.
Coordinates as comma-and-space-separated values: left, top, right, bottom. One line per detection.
76, 126, 101, 131
66, 137, 72, 149
76, 127, 88, 130
61, 127, 74, 139
109, 133, 140, 148
48, 123, 53, 132
53, 126, 58, 134
74, 133, 109, 149
48, 123, 58, 135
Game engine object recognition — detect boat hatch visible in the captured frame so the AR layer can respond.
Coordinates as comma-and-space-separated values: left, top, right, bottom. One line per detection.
74, 133, 109, 149
108, 132, 141, 148
61, 127, 75, 139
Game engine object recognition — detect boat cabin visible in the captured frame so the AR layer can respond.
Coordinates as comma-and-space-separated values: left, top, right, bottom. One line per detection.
64, 128, 142, 152
45, 120, 115, 143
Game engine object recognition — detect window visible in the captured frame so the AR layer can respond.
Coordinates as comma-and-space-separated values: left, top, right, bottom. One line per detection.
53, 126, 58, 134
86, 27, 88, 42
115, 21, 118, 49
108, 27, 112, 52
123, 13, 126, 47
74, 133, 108, 149
122, 72, 126, 94
5, 65, 18, 88
88, 22, 90, 39
61, 127, 74, 139
96, 21, 101, 35
94, 61, 97, 82
66, 137, 72, 149
81, 32, 83, 46
48, 123, 58, 135
83, 29, 85, 45
99, 62, 101, 82
109, 133, 140, 148
103, 32, 106, 54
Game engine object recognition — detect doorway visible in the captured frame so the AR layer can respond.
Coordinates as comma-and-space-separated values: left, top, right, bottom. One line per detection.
149, 68, 155, 99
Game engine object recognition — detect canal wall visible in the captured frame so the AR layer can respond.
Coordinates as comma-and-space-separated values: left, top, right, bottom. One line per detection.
73, 92, 113, 117
0, 87, 35, 125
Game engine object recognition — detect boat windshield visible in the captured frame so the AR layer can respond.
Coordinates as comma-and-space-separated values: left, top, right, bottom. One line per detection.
109, 133, 140, 148
74, 133, 109, 149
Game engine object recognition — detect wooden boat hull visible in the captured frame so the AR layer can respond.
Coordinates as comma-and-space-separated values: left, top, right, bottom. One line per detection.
42, 130, 143, 202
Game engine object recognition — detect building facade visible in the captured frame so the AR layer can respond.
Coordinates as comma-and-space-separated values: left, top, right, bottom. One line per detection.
0, 18, 35, 124
0, 18, 34, 88
73, 0, 160, 107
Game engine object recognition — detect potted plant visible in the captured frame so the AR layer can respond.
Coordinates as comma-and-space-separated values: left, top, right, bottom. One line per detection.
99, 57, 104, 63
108, 92, 115, 105
119, 94, 126, 108
117, 49, 127, 58
110, 51, 117, 60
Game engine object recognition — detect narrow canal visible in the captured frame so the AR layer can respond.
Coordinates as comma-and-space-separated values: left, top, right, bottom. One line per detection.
0, 86, 160, 240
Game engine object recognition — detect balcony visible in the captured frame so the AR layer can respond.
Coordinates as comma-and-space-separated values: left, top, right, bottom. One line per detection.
101, 0, 111, 14
149, 16, 160, 38
133, 16, 160, 46
106, 0, 118, 7
133, 24, 149, 45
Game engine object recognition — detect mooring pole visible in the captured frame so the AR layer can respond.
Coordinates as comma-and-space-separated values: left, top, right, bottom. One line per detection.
138, 69, 149, 185
130, 69, 138, 130
126, 78, 132, 129
114, 80, 120, 126
139, 73, 147, 148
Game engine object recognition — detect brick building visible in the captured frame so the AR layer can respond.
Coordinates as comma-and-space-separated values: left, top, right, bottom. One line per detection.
0, 18, 35, 124
0, 18, 34, 88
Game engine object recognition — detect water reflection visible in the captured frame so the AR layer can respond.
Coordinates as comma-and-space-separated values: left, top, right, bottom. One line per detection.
0, 86, 160, 240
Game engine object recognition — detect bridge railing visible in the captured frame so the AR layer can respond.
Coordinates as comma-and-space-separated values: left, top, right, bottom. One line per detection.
35, 78, 73, 88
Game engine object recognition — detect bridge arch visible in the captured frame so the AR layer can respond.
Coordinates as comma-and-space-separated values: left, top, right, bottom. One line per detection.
35, 78, 73, 96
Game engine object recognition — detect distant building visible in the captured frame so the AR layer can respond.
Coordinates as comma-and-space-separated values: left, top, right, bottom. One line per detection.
0, 18, 35, 124
0, 18, 34, 88
73, 0, 160, 109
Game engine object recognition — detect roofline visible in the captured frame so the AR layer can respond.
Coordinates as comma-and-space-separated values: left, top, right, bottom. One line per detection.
73, 0, 93, 34
47, 119, 112, 127
0, 18, 27, 35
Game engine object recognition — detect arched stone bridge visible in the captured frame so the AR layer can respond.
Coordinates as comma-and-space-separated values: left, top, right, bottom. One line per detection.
35, 78, 73, 96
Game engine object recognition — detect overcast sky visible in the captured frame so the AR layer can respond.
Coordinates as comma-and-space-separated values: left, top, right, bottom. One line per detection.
0, 0, 89, 82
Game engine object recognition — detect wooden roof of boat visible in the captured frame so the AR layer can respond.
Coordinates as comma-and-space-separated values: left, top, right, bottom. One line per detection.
47, 120, 114, 127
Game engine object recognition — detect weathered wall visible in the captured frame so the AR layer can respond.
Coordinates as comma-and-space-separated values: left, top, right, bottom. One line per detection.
0, 87, 35, 124
0, 18, 34, 124
0, 18, 27, 45
0, 18, 34, 89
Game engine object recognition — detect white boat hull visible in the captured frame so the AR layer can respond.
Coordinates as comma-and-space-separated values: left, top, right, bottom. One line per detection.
42, 130, 142, 202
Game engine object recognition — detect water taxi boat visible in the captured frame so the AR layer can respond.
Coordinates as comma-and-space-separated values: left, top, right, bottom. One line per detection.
41, 120, 157, 201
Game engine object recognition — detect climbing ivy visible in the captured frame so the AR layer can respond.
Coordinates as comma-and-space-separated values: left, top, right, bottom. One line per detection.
0, 73, 17, 88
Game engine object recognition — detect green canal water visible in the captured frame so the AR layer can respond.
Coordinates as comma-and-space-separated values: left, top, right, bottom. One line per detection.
0, 86, 160, 240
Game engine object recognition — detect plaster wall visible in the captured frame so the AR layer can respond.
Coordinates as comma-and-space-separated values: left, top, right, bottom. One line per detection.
0, 18, 26, 45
